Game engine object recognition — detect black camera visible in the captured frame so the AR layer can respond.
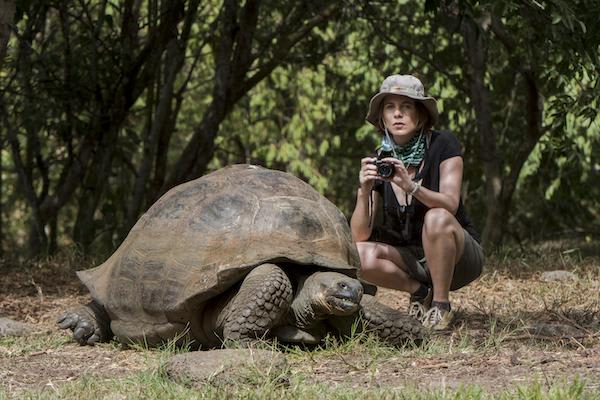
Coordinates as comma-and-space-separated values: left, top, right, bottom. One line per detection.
376, 160, 395, 178
375, 149, 395, 178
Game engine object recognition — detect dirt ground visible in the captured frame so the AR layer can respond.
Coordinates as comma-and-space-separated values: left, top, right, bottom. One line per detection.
1, 254, 599, 395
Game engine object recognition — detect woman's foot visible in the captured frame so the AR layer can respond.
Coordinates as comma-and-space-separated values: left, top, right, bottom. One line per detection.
407, 285, 432, 320
421, 301, 454, 331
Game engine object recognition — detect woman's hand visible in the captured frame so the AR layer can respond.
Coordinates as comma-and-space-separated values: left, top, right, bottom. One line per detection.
359, 157, 379, 191
380, 157, 415, 192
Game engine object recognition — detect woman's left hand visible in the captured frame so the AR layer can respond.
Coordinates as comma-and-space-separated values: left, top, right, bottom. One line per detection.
380, 157, 414, 192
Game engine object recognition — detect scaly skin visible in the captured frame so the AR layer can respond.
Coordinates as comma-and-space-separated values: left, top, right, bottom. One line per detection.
57, 300, 112, 345
328, 294, 428, 345
219, 263, 293, 343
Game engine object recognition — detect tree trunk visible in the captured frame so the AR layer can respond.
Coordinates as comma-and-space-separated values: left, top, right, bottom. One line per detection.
161, 1, 337, 194
123, 0, 200, 237
461, 15, 546, 247
123, 39, 179, 237
0, 0, 15, 68
3, 111, 48, 254
0, 0, 13, 255
461, 19, 506, 246
159, 0, 240, 193
0, 129, 3, 257
72, 120, 118, 252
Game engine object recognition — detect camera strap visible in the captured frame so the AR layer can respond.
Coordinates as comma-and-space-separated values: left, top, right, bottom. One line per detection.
382, 127, 399, 159
368, 188, 374, 228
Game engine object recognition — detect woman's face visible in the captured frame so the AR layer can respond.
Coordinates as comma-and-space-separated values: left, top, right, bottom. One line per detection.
381, 95, 419, 144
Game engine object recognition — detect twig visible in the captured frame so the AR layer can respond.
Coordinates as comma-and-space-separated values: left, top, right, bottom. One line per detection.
335, 353, 369, 372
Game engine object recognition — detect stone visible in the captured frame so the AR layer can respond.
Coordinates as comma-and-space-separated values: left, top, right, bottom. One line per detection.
0, 317, 36, 337
165, 349, 288, 388
540, 270, 578, 282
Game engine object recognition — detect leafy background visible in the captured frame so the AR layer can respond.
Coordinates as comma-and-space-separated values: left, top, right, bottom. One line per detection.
0, 0, 598, 258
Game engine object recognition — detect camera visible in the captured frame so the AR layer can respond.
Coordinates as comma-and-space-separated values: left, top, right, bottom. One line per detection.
376, 160, 395, 178
375, 149, 395, 178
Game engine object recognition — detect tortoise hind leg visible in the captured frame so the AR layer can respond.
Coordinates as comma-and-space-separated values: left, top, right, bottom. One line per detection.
360, 294, 428, 345
328, 294, 428, 346
57, 300, 113, 345
220, 263, 293, 345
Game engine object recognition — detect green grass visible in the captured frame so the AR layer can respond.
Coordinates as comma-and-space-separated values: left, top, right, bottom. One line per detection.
0, 334, 69, 358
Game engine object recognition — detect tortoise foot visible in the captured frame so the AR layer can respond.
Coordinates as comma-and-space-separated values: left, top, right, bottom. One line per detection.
57, 301, 112, 345
359, 294, 428, 345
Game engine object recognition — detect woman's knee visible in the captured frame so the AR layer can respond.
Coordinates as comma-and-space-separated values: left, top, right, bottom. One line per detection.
356, 242, 380, 270
356, 242, 384, 283
422, 208, 459, 239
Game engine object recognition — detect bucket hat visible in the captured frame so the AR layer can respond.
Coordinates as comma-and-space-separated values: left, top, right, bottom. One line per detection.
366, 74, 438, 129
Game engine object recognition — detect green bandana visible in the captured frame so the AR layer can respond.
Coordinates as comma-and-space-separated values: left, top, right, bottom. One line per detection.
379, 130, 427, 166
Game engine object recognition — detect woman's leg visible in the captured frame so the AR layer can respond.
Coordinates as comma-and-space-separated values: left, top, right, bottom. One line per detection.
421, 208, 466, 303
356, 241, 421, 294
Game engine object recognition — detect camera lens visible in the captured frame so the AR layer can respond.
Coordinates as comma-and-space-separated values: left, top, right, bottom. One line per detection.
376, 161, 395, 178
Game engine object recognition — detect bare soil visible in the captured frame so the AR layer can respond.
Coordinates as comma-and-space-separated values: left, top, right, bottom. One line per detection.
1, 253, 599, 395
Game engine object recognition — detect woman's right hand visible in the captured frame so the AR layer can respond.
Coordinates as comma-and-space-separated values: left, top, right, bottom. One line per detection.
359, 157, 379, 192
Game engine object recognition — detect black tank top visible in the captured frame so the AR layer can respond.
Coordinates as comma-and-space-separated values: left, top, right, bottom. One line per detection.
370, 130, 480, 246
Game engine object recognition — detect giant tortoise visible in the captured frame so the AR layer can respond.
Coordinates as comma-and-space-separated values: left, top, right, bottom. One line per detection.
58, 164, 426, 347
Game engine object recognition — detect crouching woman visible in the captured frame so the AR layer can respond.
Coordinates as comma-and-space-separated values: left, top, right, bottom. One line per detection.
350, 74, 484, 331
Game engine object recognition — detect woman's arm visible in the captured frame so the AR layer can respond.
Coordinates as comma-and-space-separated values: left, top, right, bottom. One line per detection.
351, 157, 380, 242
412, 156, 462, 214
350, 188, 379, 242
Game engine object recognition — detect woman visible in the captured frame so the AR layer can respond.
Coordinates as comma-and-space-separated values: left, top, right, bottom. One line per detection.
350, 74, 484, 331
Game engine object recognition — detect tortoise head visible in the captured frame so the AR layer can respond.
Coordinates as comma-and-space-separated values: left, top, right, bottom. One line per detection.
301, 271, 364, 317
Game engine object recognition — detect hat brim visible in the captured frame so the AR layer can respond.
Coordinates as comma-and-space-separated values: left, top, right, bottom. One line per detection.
366, 92, 439, 129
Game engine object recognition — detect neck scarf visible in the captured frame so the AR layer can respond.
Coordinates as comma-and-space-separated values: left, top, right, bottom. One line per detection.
379, 129, 427, 166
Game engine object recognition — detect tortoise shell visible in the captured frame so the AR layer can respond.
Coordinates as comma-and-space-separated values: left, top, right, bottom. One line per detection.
77, 164, 360, 341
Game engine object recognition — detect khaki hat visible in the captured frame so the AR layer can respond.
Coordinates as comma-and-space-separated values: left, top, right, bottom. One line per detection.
366, 74, 438, 129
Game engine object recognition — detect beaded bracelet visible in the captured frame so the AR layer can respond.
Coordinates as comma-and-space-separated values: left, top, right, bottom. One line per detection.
409, 181, 421, 195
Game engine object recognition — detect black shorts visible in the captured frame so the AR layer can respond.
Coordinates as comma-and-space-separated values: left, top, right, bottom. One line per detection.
397, 228, 484, 290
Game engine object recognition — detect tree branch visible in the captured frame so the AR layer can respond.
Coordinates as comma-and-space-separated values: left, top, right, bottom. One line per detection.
360, 1, 467, 94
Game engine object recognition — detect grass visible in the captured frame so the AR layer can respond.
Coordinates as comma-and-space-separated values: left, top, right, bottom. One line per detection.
2, 371, 597, 400
1, 329, 599, 399
0, 335, 70, 359
1, 240, 599, 399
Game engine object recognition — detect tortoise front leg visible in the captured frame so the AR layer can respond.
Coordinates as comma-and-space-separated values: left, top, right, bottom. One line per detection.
57, 300, 113, 345
329, 294, 427, 346
219, 263, 293, 344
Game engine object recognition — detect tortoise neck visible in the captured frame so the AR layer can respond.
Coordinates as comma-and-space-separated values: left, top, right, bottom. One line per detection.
289, 275, 328, 329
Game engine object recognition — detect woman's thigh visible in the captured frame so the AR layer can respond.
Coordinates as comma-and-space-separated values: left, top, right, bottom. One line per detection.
357, 241, 427, 280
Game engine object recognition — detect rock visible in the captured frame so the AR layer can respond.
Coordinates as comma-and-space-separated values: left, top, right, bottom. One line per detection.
165, 349, 288, 388
0, 317, 36, 337
540, 270, 577, 282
